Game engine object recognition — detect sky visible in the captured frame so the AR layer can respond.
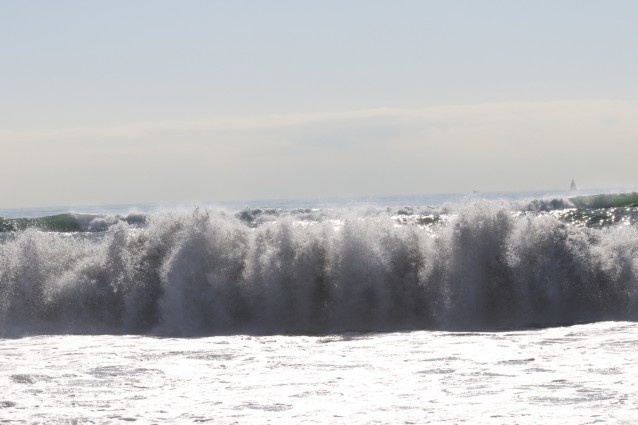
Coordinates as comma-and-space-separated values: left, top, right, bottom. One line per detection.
1, 1, 637, 208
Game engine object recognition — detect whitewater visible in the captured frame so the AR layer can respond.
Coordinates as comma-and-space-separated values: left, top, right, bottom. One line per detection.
1, 190, 638, 423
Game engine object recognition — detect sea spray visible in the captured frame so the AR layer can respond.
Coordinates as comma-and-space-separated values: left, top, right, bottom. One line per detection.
1, 201, 637, 336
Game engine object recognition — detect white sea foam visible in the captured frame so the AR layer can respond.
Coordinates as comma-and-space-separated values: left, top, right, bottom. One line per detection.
1, 322, 637, 423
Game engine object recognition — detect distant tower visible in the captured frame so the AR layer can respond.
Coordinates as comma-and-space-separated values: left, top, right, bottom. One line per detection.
570, 179, 577, 191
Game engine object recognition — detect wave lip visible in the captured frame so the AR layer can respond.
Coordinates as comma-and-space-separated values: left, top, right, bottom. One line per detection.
0, 213, 148, 233
568, 192, 638, 209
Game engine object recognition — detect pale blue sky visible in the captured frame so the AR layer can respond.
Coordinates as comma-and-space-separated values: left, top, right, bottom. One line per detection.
1, 1, 637, 207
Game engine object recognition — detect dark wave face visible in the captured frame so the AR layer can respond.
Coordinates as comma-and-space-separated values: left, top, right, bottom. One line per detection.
1, 195, 638, 336
0, 213, 148, 233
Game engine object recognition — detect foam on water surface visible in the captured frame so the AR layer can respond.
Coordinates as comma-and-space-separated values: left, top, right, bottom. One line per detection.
0, 322, 637, 423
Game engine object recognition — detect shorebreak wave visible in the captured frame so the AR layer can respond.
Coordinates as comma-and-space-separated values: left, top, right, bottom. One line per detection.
1, 199, 637, 336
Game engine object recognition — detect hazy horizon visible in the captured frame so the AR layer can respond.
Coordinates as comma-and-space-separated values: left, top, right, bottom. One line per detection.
2, 1, 637, 209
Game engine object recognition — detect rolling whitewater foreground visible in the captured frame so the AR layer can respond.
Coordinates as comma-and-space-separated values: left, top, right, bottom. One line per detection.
1, 191, 638, 422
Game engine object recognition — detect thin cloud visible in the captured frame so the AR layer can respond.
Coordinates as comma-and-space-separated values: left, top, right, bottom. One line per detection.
2, 100, 636, 146
2, 100, 637, 204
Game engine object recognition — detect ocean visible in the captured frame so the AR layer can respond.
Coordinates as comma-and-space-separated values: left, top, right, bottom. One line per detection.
1, 189, 638, 423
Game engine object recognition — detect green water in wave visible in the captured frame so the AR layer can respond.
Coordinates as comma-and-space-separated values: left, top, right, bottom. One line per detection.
0, 214, 82, 233
569, 192, 638, 209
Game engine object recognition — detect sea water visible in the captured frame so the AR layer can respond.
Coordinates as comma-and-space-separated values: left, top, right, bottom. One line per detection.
1, 190, 638, 423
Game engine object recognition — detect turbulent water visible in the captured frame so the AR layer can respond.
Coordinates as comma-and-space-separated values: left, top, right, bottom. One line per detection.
1, 190, 638, 422
2, 322, 637, 423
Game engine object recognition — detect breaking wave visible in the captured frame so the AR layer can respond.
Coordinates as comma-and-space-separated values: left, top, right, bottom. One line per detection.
1, 200, 638, 336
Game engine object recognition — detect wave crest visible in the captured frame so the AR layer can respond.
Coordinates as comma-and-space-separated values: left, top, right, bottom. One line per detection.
1, 203, 637, 336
